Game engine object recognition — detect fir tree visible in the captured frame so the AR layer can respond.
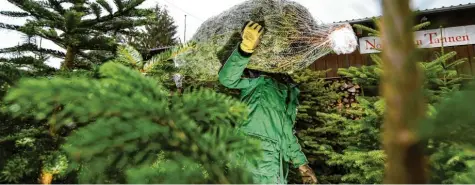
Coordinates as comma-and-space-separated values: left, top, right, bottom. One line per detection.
418, 80, 475, 183
0, 54, 60, 184
1, 42, 263, 183
0, 0, 155, 70
286, 18, 473, 184
337, 50, 468, 102
0, 61, 94, 184
296, 88, 386, 183
3, 62, 261, 183
337, 19, 474, 183
119, 4, 179, 51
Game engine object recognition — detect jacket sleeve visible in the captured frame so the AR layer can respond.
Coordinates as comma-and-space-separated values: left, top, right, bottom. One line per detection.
288, 126, 308, 168
218, 47, 255, 89
286, 87, 309, 168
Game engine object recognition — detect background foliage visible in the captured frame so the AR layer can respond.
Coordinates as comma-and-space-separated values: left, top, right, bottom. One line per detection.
2, 2, 475, 184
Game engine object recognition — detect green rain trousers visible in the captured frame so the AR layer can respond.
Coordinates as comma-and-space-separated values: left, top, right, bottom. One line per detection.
218, 48, 308, 184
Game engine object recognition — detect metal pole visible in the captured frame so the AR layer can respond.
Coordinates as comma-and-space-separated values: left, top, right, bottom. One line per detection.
38, 37, 42, 59
184, 15, 187, 42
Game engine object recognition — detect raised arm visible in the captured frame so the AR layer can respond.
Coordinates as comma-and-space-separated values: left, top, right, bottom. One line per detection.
218, 48, 253, 89
218, 21, 264, 89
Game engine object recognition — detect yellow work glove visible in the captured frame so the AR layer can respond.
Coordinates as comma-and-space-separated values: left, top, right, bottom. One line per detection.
239, 21, 264, 56
299, 164, 318, 184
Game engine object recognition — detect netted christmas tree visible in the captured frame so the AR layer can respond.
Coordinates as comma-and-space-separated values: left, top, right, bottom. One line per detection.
173, 0, 357, 81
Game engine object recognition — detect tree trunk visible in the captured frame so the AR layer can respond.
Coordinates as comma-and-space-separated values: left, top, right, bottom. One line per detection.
61, 46, 76, 70
40, 170, 53, 184
380, 0, 427, 183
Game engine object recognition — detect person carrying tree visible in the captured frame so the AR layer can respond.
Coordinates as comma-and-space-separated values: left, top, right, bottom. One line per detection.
218, 21, 318, 184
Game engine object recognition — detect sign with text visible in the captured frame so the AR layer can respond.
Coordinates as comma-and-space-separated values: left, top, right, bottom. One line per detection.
359, 25, 475, 54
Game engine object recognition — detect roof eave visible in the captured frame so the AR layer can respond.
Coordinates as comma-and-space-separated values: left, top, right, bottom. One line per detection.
333, 3, 475, 24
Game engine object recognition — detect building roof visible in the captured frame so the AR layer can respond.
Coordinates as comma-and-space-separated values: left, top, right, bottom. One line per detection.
333, 2, 475, 24
142, 46, 175, 60
149, 46, 175, 53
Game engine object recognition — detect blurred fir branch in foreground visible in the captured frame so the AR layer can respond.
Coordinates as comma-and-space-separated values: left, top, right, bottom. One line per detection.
2, 59, 261, 183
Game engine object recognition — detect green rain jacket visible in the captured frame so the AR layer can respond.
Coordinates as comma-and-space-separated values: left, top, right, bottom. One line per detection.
219, 48, 308, 184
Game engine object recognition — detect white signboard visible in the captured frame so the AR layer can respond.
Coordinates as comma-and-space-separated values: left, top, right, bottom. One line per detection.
359, 25, 475, 54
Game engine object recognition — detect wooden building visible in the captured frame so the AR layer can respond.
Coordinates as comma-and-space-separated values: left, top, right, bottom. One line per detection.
312, 3, 475, 78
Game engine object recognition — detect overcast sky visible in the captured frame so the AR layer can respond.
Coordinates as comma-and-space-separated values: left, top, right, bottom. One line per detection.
1, 0, 475, 68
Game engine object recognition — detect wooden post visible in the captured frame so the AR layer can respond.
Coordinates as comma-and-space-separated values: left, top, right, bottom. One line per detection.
380, 0, 427, 183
